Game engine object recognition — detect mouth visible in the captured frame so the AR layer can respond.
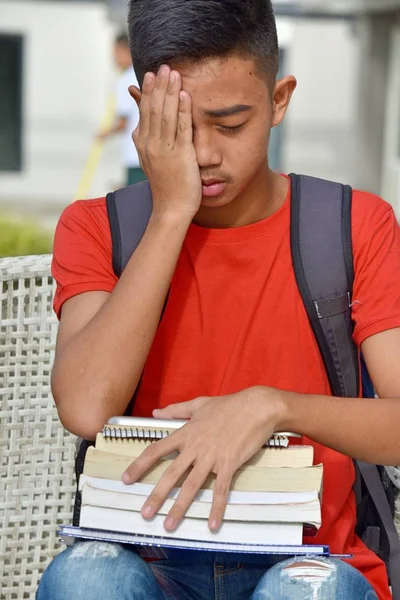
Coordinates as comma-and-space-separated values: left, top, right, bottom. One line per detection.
201, 179, 227, 198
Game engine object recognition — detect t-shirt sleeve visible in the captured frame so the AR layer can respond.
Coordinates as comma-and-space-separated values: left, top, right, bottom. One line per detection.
52, 200, 118, 319
352, 190, 400, 346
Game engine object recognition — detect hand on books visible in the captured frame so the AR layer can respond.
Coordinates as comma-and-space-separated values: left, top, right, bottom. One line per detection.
122, 386, 286, 533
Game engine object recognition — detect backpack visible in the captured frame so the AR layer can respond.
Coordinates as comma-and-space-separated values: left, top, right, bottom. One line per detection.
73, 173, 400, 596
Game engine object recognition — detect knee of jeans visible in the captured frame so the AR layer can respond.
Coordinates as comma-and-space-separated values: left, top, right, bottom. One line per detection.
264, 558, 338, 592
253, 557, 377, 600
37, 542, 155, 599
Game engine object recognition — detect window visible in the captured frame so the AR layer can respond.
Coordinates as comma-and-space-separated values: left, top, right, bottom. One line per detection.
0, 34, 23, 171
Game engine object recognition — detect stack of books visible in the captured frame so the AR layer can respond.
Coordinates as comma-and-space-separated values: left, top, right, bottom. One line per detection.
60, 418, 327, 559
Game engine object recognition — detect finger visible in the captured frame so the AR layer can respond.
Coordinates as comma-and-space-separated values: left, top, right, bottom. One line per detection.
122, 431, 181, 485
153, 399, 198, 420
163, 463, 213, 531
149, 64, 171, 141
160, 70, 181, 146
209, 470, 232, 531
135, 73, 154, 140
176, 91, 193, 146
140, 452, 195, 520
132, 125, 140, 154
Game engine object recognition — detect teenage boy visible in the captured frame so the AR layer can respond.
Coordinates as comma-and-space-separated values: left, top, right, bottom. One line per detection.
37, 1, 400, 598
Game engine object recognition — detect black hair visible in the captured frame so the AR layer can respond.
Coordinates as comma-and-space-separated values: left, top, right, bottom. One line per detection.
115, 32, 130, 47
128, 0, 279, 87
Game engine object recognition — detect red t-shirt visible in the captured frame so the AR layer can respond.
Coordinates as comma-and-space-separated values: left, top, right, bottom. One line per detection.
52, 182, 400, 599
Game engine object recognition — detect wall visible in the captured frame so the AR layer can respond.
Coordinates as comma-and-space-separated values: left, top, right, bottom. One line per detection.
281, 18, 360, 187
382, 23, 400, 216
1, 5, 398, 217
0, 0, 121, 218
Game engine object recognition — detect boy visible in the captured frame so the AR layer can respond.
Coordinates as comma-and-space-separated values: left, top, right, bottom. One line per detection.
37, 1, 400, 598
98, 33, 146, 186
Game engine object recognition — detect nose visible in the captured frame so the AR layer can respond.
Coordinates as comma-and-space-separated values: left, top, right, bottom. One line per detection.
193, 127, 222, 169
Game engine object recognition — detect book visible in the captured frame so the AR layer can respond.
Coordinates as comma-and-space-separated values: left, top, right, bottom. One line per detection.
83, 447, 323, 493
80, 505, 304, 545
59, 525, 331, 562
79, 477, 322, 526
95, 430, 314, 468
100, 417, 302, 449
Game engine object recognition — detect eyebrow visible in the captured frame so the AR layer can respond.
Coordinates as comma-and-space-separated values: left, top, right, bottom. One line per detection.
203, 104, 253, 118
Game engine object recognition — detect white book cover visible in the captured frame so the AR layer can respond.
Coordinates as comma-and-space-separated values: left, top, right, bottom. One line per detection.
79, 475, 319, 505
80, 505, 303, 546
81, 483, 321, 527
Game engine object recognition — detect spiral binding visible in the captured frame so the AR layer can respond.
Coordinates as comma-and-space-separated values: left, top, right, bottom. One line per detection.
102, 426, 170, 442
101, 426, 290, 447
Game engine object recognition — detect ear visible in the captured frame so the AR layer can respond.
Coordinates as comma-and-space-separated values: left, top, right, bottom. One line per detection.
129, 85, 142, 108
271, 75, 297, 128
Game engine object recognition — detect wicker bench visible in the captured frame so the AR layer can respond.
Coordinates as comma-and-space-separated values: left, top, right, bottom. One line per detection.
1, 254, 399, 600
0, 255, 77, 600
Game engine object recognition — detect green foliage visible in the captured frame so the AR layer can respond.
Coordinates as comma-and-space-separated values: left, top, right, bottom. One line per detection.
0, 214, 52, 258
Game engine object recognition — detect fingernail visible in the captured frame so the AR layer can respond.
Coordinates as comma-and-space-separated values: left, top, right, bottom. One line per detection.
142, 504, 155, 518
210, 520, 219, 531
169, 71, 176, 83
164, 516, 176, 531
122, 472, 131, 484
160, 64, 169, 75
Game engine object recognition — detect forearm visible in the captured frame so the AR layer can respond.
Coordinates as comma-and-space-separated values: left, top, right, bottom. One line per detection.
100, 117, 127, 138
278, 391, 400, 465
53, 213, 190, 439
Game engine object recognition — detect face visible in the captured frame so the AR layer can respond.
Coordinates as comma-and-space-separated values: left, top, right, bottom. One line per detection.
169, 55, 296, 211
114, 43, 132, 70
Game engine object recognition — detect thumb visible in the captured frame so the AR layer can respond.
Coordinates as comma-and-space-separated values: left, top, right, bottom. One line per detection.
153, 399, 198, 420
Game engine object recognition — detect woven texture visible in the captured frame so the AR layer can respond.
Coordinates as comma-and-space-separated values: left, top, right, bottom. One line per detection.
387, 466, 400, 532
0, 255, 77, 600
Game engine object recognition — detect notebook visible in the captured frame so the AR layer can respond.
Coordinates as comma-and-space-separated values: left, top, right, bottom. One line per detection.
59, 524, 331, 562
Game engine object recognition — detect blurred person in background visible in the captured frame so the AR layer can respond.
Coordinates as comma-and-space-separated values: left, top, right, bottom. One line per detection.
98, 33, 146, 186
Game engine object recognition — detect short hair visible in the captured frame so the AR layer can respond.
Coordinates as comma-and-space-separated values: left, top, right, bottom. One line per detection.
128, 0, 279, 88
115, 32, 130, 47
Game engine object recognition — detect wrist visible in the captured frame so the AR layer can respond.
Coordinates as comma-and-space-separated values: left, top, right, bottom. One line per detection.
150, 209, 194, 229
252, 386, 295, 433
148, 211, 192, 241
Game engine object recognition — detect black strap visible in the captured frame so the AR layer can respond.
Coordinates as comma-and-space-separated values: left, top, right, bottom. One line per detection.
358, 461, 400, 599
106, 181, 153, 277
289, 173, 359, 398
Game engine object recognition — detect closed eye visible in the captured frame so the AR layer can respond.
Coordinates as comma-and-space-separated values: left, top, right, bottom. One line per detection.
218, 123, 245, 134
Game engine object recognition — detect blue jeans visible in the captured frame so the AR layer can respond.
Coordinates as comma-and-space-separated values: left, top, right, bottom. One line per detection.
36, 541, 378, 600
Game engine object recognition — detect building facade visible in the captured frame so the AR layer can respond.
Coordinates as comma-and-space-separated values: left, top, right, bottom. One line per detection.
0, 0, 399, 216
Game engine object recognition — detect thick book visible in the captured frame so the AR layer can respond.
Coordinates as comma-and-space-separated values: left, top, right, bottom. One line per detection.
83, 447, 323, 493
80, 505, 304, 545
95, 430, 314, 469
79, 477, 322, 527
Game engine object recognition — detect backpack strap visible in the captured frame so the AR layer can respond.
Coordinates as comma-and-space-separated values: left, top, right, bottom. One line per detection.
106, 181, 153, 414
106, 180, 153, 277
290, 173, 400, 597
289, 173, 359, 398
358, 461, 400, 599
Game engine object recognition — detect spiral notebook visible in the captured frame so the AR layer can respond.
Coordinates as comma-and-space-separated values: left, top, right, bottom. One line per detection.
63, 417, 326, 559
58, 524, 331, 562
